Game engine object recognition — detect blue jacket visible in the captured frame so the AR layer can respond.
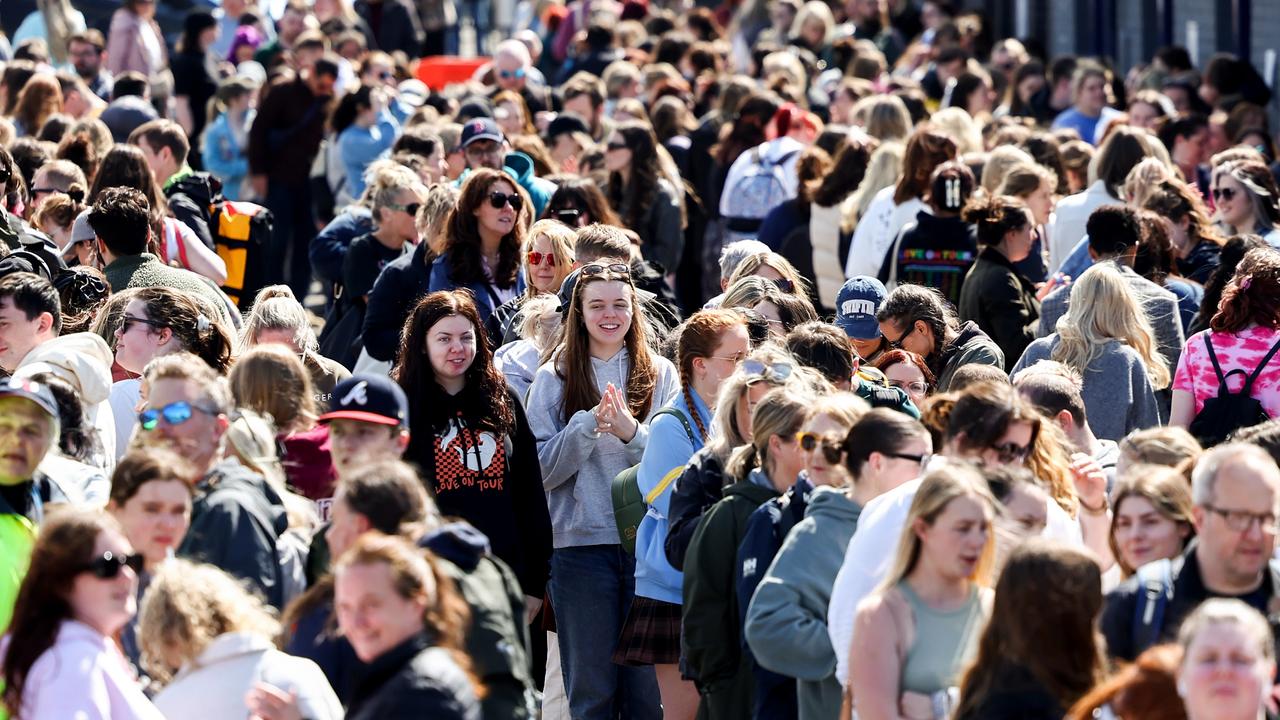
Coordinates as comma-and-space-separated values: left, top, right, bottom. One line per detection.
310, 207, 375, 286
634, 388, 711, 603
337, 109, 399, 198
200, 110, 253, 201
455, 152, 556, 218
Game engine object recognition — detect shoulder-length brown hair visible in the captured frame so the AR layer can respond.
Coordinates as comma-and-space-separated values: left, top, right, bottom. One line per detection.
392, 290, 515, 435
1211, 247, 1280, 333
894, 126, 957, 204
229, 344, 317, 433
2, 509, 121, 715
954, 539, 1105, 719
555, 267, 658, 422
1108, 466, 1195, 576
441, 168, 529, 289
13, 73, 62, 137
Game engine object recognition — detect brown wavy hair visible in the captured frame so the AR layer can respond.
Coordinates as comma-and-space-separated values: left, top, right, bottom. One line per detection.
2, 509, 121, 715
675, 309, 747, 441
1108, 466, 1196, 576
893, 126, 957, 204
1210, 247, 1280, 333
133, 287, 235, 374
953, 539, 1105, 719
1142, 179, 1226, 249
606, 121, 665, 234
441, 168, 528, 290
555, 266, 658, 422
392, 290, 515, 436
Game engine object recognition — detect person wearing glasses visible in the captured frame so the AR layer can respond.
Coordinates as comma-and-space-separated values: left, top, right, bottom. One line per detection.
664, 346, 809, 573
619, 309, 749, 718
525, 251, 679, 720
456, 117, 556, 217
738, 392, 868, 718
827, 380, 1084, 689
428, 168, 530, 339
876, 283, 1004, 393
138, 353, 291, 610
683, 387, 817, 720
491, 219, 576, 344
746, 408, 932, 720
1105, 441, 1280, 656
871, 348, 935, 407
108, 286, 234, 460
1211, 159, 1280, 247
0, 509, 163, 719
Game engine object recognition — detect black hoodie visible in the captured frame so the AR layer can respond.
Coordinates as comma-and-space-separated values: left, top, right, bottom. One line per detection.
878, 210, 978, 306
177, 459, 290, 608
406, 386, 552, 598
165, 171, 220, 250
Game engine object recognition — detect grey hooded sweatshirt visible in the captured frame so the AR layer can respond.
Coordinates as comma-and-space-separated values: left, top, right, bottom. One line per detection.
745, 485, 862, 720
525, 348, 679, 548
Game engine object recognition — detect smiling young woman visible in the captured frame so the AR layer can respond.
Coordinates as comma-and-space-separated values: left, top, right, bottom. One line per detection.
525, 249, 680, 719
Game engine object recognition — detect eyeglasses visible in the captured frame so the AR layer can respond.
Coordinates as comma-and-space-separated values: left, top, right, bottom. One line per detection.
988, 441, 1032, 465
887, 324, 914, 350
742, 359, 793, 383
138, 401, 219, 431
796, 431, 845, 464
465, 144, 503, 158
30, 186, 57, 197
606, 141, 628, 151
527, 251, 556, 266
1212, 187, 1237, 202
580, 262, 631, 278
1203, 505, 1279, 533
388, 202, 421, 216
488, 192, 524, 211
378, 70, 393, 80
772, 278, 795, 293
498, 68, 527, 80
889, 379, 928, 396
884, 451, 931, 469
84, 551, 144, 579
707, 352, 747, 364
119, 314, 168, 334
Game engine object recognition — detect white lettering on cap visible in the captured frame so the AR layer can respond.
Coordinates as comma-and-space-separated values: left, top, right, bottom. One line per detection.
340, 381, 369, 406
841, 298, 876, 317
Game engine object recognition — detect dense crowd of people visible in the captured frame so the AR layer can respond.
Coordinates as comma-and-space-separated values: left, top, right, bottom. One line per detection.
0, 0, 1279, 718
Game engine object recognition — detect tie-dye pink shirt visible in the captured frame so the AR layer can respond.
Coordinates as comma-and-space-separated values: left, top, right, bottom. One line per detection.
1173, 326, 1280, 416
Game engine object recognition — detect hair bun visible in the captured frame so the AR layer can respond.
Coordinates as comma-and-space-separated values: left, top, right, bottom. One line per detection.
66, 183, 86, 204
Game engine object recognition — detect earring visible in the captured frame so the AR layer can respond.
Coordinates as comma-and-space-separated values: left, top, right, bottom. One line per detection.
1176, 679, 1187, 698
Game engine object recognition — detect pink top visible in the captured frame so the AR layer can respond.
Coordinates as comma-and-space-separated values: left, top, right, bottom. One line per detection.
8, 620, 164, 720
1173, 325, 1280, 416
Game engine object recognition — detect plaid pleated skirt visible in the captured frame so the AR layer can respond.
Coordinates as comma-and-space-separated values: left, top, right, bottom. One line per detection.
613, 596, 683, 666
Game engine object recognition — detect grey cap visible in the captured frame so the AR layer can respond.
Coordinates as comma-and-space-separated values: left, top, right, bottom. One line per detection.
65, 209, 95, 259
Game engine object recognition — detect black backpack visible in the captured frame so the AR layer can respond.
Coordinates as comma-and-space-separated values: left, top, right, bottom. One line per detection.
1188, 334, 1280, 446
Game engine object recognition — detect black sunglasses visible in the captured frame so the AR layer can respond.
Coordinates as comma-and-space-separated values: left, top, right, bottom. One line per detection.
772, 277, 795, 293
488, 191, 524, 211
84, 551, 144, 579
1212, 187, 1237, 202
120, 314, 168, 334
796, 431, 845, 465
989, 441, 1032, 465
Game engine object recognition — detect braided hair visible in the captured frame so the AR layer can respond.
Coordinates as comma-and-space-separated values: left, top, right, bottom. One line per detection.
675, 309, 748, 441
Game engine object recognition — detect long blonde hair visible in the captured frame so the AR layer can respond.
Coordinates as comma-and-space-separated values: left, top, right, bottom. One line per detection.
1052, 263, 1170, 389
877, 462, 999, 592
842, 141, 904, 232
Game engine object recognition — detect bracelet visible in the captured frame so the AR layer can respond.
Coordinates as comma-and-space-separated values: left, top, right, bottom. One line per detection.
1079, 495, 1109, 515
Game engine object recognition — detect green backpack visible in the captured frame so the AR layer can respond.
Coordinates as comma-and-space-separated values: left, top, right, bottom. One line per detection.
611, 408, 696, 553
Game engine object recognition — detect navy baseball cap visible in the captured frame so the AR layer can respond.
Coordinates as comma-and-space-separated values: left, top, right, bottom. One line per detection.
460, 117, 504, 148
835, 276, 887, 340
0, 377, 59, 423
318, 375, 409, 427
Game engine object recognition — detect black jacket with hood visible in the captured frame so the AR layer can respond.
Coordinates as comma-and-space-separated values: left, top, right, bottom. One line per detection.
405, 386, 553, 598
165, 170, 220, 250
932, 320, 1006, 392
345, 631, 479, 720
177, 459, 290, 608
663, 446, 730, 572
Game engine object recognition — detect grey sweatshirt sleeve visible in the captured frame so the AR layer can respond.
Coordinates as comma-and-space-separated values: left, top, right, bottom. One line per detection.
526, 363, 603, 492
1129, 356, 1162, 434
746, 532, 836, 680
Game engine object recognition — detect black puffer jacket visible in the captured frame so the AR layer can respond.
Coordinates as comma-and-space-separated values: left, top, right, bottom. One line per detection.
664, 447, 729, 571
345, 632, 480, 720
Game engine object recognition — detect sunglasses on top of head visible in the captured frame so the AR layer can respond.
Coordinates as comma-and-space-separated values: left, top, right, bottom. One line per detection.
580, 262, 631, 278
84, 551, 145, 579
489, 192, 524, 211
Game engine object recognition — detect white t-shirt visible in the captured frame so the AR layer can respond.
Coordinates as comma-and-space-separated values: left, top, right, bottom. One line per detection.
827, 468, 1084, 687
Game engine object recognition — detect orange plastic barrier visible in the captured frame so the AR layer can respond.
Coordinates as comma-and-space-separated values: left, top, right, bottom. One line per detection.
415, 56, 491, 90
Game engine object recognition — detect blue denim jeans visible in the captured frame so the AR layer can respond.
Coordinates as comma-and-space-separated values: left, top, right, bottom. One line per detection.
549, 545, 661, 720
